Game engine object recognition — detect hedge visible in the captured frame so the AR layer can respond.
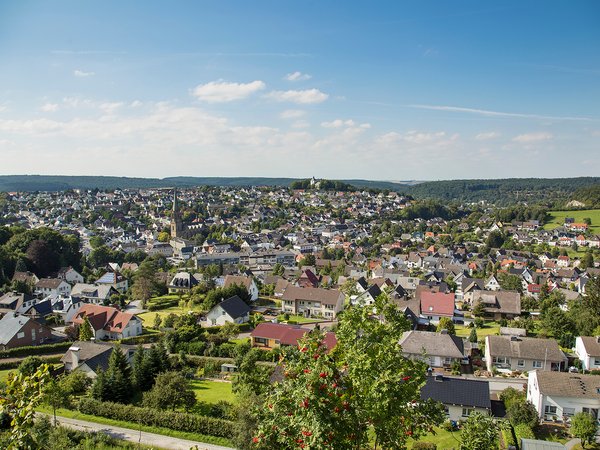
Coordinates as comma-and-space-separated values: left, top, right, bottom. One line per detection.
203, 323, 251, 334
77, 398, 234, 438
0, 356, 63, 370
120, 333, 165, 345
514, 423, 535, 441
147, 300, 179, 311
0, 342, 72, 359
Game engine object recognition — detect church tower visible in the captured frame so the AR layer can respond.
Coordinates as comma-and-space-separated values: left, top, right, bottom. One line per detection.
170, 188, 183, 238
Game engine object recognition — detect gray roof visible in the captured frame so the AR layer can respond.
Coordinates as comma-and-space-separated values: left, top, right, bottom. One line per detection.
217, 295, 251, 319
421, 376, 491, 409
0, 314, 31, 345
534, 370, 600, 400
521, 439, 566, 450
399, 330, 465, 359
486, 336, 567, 362
579, 336, 600, 357
472, 290, 521, 315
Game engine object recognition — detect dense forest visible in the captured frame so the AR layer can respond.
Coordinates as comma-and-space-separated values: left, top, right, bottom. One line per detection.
0, 175, 598, 207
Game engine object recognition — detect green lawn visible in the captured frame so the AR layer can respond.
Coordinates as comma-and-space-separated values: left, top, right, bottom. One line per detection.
407, 427, 462, 449
455, 321, 500, 338
277, 314, 324, 324
543, 209, 600, 233
36, 405, 232, 447
230, 337, 250, 345
191, 379, 235, 404
0, 369, 14, 383
137, 304, 203, 325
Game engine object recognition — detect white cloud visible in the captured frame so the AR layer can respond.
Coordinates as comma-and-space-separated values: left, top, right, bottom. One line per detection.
284, 71, 312, 81
321, 119, 371, 129
475, 131, 500, 140
192, 80, 265, 103
0, 103, 8, 113
376, 130, 449, 145
99, 102, 124, 114
74, 69, 95, 77
512, 132, 553, 143
40, 103, 59, 112
265, 89, 328, 104
291, 120, 310, 129
280, 109, 306, 119
130, 100, 143, 108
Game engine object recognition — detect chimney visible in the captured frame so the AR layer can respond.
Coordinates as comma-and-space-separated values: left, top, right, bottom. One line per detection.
70, 346, 81, 369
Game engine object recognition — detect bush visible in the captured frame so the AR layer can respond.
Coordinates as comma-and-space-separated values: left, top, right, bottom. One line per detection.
413, 442, 437, 450
77, 398, 233, 438
120, 333, 164, 345
514, 423, 535, 440
147, 299, 179, 311
0, 342, 72, 359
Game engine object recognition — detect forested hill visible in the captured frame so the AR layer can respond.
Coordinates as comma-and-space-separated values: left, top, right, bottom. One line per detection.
0, 175, 598, 207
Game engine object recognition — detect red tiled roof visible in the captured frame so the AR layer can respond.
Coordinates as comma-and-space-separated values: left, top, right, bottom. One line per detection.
73, 304, 136, 333
420, 291, 455, 317
251, 322, 337, 350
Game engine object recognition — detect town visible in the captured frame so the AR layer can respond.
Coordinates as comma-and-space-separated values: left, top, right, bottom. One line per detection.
0, 180, 599, 450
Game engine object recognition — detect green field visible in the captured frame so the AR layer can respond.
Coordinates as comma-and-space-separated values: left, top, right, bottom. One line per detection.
407, 427, 462, 449
455, 321, 500, 338
191, 379, 235, 404
0, 369, 14, 383
137, 294, 204, 324
543, 209, 600, 233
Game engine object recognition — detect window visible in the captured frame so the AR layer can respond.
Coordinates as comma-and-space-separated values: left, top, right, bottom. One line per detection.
533, 361, 543, 369
594, 358, 600, 366
563, 408, 575, 417
583, 408, 599, 419
517, 360, 525, 368
462, 408, 473, 417
444, 406, 450, 416
17, 332, 24, 339
254, 337, 268, 345
544, 405, 557, 415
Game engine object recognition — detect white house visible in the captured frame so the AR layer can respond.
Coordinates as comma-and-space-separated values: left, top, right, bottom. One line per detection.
34, 278, 72, 298
71, 304, 142, 340
574, 336, 600, 371
527, 370, 600, 423
223, 275, 259, 302
205, 295, 251, 326
57, 267, 85, 285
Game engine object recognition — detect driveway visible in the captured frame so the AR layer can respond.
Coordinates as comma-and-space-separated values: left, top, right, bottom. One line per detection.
44, 414, 235, 450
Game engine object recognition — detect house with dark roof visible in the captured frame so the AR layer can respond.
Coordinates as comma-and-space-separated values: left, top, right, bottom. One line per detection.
420, 375, 491, 421
0, 314, 53, 349
95, 271, 128, 292
485, 335, 567, 373
62, 341, 135, 378
527, 370, 600, 422
399, 330, 468, 369
71, 304, 142, 340
168, 271, 200, 294
251, 322, 336, 351
205, 295, 251, 326
0, 292, 36, 316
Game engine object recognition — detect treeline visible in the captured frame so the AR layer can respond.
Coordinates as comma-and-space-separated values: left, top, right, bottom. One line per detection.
494, 205, 549, 223
407, 177, 600, 206
571, 184, 600, 208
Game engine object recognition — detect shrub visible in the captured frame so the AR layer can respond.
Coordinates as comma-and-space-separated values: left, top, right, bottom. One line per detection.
77, 398, 233, 438
120, 333, 164, 345
0, 342, 72, 359
514, 423, 535, 440
413, 442, 437, 450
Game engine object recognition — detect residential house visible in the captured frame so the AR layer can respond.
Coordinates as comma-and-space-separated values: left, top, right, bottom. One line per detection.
471, 290, 521, 320
0, 314, 53, 349
57, 266, 84, 285
527, 370, 600, 422
399, 330, 468, 369
485, 275, 501, 291
251, 322, 336, 351
297, 269, 320, 288
574, 336, 600, 371
95, 271, 128, 292
420, 375, 491, 421
0, 292, 37, 316
71, 283, 119, 305
420, 291, 457, 325
72, 304, 142, 340
223, 275, 259, 301
168, 272, 200, 294
205, 295, 251, 326
34, 278, 72, 298
62, 341, 136, 378
11, 271, 39, 288
281, 286, 344, 319
485, 335, 567, 373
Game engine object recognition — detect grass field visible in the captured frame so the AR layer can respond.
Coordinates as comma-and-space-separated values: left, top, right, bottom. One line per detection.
36, 405, 232, 447
455, 321, 500, 338
543, 209, 600, 233
0, 368, 14, 383
191, 379, 235, 404
407, 427, 462, 449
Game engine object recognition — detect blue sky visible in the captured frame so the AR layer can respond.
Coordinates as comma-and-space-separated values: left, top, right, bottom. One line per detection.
0, 1, 599, 180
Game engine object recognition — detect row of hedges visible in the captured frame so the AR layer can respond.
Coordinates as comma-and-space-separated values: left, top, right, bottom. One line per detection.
120, 333, 165, 345
0, 356, 63, 371
502, 424, 535, 448
77, 398, 233, 438
147, 299, 179, 311
203, 323, 251, 334
0, 342, 72, 359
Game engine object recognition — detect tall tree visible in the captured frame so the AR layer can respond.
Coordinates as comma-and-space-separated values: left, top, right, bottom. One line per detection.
131, 260, 158, 308
436, 317, 456, 335
142, 371, 196, 411
79, 316, 94, 341
459, 412, 501, 450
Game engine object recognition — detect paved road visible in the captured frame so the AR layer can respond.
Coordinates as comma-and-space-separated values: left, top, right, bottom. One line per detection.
45, 414, 235, 450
